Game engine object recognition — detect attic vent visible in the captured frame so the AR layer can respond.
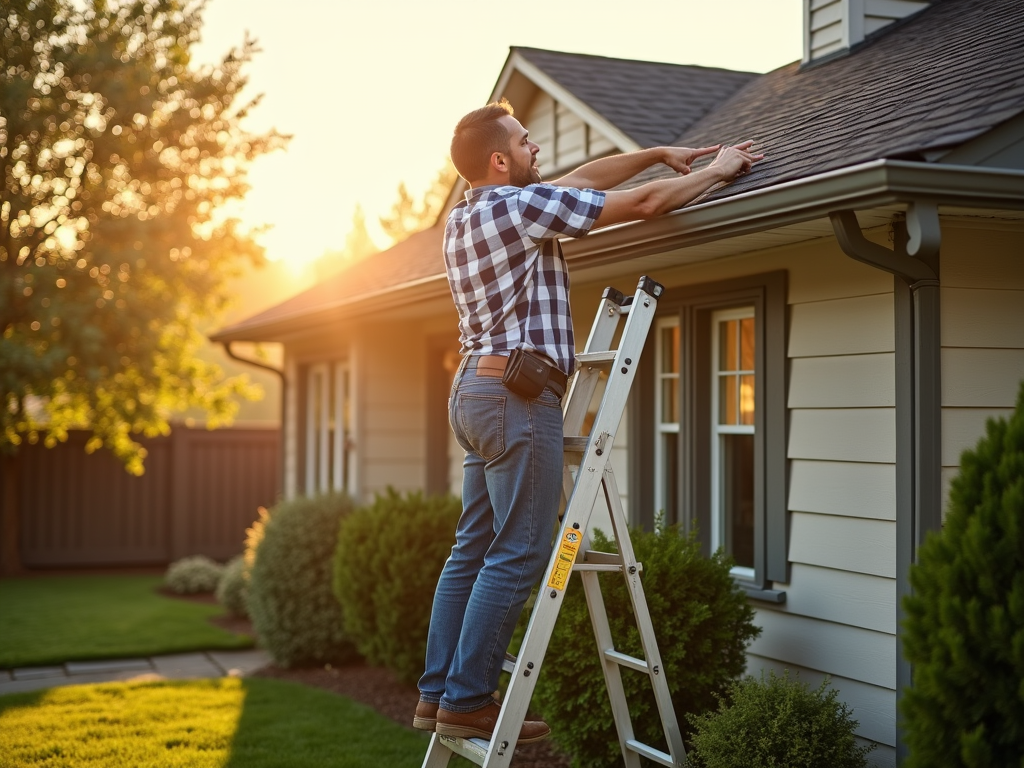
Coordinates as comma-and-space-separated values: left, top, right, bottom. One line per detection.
804, 0, 931, 63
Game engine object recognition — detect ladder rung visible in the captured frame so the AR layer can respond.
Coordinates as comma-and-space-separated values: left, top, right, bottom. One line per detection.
438, 735, 488, 763
625, 739, 675, 767
582, 550, 621, 565
563, 436, 589, 452
604, 649, 649, 674
575, 350, 617, 366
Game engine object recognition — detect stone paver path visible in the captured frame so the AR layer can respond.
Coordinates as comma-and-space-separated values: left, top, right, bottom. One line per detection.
0, 649, 271, 696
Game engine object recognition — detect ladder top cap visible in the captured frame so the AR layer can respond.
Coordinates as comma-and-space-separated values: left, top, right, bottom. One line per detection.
637, 276, 665, 298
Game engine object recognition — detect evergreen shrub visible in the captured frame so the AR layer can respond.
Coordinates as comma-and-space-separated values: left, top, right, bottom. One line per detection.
333, 488, 461, 684
164, 554, 223, 594
686, 670, 871, 768
247, 495, 358, 667
531, 522, 760, 768
901, 380, 1024, 768
215, 554, 249, 618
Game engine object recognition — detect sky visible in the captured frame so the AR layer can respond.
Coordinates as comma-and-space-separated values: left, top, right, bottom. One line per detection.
191, 0, 803, 274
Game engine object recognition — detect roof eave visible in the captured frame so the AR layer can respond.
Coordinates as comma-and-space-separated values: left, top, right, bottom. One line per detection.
562, 159, 1024, 266
211, 160, 1024, 343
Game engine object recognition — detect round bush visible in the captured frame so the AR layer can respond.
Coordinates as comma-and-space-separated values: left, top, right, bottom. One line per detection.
687, 670, 872, 768
247, 494, 358, 667
901, 380, 1024, 768
164, 554, 224, 594
333, 488, 462, 684
215, 554, 249, 618
531, 523, 760, 768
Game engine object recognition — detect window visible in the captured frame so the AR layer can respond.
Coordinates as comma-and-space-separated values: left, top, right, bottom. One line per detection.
303, 361, 356, 496
632, 272, 787, 600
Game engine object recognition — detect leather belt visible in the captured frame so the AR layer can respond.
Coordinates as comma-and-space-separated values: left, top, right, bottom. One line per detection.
472, 354, 569, 395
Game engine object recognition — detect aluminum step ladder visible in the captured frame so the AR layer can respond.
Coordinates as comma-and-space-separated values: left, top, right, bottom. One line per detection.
422, 276, 685, 768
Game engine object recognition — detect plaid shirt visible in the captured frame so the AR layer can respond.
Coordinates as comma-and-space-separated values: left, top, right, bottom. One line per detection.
444, 183, 606, 377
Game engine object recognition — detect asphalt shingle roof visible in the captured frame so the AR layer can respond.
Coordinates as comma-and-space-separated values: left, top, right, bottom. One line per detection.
650, 0, 1024, 199
514, 47, 758, 148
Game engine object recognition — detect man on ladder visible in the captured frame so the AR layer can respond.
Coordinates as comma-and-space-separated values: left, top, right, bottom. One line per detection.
416, 97, 761, 747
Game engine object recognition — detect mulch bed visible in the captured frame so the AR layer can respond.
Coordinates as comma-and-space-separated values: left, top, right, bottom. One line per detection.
166, 588, 572, 767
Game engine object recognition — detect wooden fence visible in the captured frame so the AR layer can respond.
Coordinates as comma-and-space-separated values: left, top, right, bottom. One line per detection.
8, 426, 280, 569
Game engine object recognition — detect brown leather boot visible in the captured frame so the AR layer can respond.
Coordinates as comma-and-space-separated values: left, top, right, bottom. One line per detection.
435, 700, 551, 744
413, 700, 439, 731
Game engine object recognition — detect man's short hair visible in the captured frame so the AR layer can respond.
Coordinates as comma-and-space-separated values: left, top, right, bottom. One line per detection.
450, 99, 514, 182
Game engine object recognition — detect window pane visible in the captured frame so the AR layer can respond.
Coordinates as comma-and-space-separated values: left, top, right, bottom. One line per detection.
740, 317, 755, 371
661, 378, 678, 424
740, 375, 755, 426
719, 319, 738, 372
719, 375, 737, 425
661, 325, 679, 374
662, 433, 678, 524
722, 433, 755, 569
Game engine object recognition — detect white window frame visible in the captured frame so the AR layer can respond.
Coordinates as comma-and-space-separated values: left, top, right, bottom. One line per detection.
710, 306, 756, 581
305, 360, 356, 497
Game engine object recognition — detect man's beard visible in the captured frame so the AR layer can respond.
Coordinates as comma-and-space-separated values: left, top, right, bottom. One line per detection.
509, 154, 541, 187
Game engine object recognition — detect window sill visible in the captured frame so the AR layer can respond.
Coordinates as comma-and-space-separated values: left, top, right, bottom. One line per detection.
739, 584, 787, 604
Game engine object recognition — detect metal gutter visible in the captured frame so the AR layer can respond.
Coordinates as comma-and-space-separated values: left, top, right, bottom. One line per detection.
562, 159, 1024, 266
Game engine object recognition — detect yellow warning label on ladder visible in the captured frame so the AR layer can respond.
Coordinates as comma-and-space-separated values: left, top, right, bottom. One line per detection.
546, 528, 582, 591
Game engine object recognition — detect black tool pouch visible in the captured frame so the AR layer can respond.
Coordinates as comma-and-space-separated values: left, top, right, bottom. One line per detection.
502, 347, 551, 398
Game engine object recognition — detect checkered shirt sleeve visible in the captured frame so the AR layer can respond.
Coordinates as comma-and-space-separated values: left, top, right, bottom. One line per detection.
444, 183, 605, 377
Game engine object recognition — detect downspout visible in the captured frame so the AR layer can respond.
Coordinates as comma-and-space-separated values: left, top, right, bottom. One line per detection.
829, 202, 942, 766
222, 341, 287, 502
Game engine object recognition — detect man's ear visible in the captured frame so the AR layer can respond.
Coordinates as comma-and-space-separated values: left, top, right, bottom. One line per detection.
490, 151, 508, 173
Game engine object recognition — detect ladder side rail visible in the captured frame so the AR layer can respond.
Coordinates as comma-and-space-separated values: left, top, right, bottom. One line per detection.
481, 447, 619, 767
601, 469, 687, 765
562, 305, 624, 435
421, 733, 455, 767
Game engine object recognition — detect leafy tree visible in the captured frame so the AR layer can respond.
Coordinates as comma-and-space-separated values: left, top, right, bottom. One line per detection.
378, 160, 456, 244
900, 380, 1024, 767
0, 0, 286, 473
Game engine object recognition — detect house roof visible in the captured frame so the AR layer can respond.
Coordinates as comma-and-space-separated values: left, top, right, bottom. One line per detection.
635, 0, 1024, 199
212, 0, 1024, 343
512, 47, 758, 149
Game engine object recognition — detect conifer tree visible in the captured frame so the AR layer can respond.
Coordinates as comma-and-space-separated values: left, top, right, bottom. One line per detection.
901, 381, 1024, 767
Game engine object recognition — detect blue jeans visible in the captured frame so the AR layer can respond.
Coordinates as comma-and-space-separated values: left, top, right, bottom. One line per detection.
418, 356, 564, 713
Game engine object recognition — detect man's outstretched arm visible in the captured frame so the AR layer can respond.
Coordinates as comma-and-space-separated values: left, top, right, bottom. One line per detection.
551, 145, 720, 191
592, 142, 764, 229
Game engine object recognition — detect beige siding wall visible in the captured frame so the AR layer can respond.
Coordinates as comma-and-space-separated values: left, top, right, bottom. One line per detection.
939, 221, 1024, 513
520, 91, 618, 179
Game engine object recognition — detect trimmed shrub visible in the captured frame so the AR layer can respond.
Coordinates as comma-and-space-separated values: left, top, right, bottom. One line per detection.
531, 522, 760, 768
333, 488, 462, 684
215, 554, 249, 618
164, 554, 224, 594
901, 380, 1024, 768
686, 670, 872, 768
247, 495, 358, 667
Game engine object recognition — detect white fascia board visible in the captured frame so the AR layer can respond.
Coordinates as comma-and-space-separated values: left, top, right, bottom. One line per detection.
561, 160, 1024, 267
500, 51, 643, 155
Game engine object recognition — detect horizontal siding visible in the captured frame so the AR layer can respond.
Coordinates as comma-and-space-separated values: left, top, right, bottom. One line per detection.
588, 130, 616, 157
789, 460, 896, 520
788, 408, 895, 463
789, 293, 894, 357
745, 655, 897, 753
748, 609, 896, 689
942, 407, 1014, 467
747, 654, 896, 750
789, 512, 896, 578
774, 563, 896, 634
788, 353, 895, 408
942, 287, 1024, 348
941, 224, 1024, 289
942, 348, 1024, 406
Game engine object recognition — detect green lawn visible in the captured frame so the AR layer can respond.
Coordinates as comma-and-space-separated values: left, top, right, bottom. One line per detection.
0, 677, 435, 767
0, 575, 253, 668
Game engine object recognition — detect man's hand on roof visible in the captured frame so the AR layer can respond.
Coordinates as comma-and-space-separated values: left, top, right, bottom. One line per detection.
707, 141, 765, 181
660, 145, 722, 175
